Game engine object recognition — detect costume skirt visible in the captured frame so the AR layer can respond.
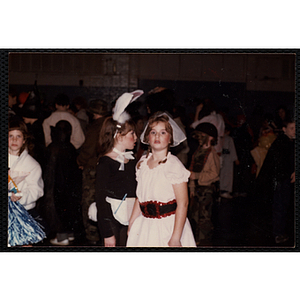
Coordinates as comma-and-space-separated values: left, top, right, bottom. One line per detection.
8, 196, 46, 247
127, 213, 196, 247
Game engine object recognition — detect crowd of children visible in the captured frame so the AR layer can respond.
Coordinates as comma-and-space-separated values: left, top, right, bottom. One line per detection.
8, 85, 295, 247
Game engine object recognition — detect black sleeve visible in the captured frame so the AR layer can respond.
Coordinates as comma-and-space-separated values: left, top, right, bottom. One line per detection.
256, 140, 278, 194
95, 158, 115, 238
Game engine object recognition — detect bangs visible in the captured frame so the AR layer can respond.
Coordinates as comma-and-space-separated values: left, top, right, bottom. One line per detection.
8, 119, 28, 136
143, 116, 174, 145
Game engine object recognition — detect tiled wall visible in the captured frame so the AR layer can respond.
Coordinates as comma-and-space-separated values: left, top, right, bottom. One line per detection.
8, 52, 295, 117
9, 52, 295, 92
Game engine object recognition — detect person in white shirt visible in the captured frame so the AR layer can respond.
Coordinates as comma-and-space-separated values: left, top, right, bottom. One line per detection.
8, 117, 46, 246
42, 93, 85, 149
8, 118, 46, 230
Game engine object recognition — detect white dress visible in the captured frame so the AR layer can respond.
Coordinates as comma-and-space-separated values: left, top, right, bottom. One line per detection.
127, 152, 196, 247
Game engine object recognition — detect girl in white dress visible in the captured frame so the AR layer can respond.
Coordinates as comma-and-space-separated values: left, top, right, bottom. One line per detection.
127, 112, 196, 247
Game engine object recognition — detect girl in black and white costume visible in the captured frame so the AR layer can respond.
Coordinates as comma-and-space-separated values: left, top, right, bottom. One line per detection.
91, 90, 143, 247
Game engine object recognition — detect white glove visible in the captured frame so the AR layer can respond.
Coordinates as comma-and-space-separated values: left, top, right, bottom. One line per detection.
88, 202, 98, 222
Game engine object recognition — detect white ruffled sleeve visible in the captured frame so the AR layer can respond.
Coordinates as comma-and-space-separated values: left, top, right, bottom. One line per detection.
164, 154, 190, 185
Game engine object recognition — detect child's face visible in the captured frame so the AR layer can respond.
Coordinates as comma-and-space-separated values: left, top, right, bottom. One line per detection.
118, 130, 137, 150
193, 131, 210, 146
283, 122, 295, 139
148, 121, 171, 151
8, 130, 25, 155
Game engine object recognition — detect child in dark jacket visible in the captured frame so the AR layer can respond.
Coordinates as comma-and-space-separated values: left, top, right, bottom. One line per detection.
40, 120, 82, 245
257, 120, 295, 244
188, 122, 220, 245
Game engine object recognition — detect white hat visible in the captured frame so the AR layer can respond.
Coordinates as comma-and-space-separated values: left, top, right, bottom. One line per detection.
140, 112, 186, 147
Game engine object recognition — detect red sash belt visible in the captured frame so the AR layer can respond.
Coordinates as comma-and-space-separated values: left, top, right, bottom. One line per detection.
140, 200, 177, 219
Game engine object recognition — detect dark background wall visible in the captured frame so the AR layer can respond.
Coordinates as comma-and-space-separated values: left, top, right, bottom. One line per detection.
9, 52, 296, 120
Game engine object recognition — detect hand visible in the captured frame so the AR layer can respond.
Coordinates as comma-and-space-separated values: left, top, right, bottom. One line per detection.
168, 237, 182, 247
195, 103, 203, 115
193, 104, 203, 122
11, 193, 21, 202
104, 235, 116, 247
291, 172, 295, 183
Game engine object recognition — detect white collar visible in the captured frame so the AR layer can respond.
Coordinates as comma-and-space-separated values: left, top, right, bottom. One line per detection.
112, 148, 135, 171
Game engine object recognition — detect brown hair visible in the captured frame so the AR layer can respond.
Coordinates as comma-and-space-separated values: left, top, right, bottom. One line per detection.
137, 113, 173, 168
282, 119, 295, 128
98, 116, 136, 158
142, 113, 174, 146
8, 117, 32, 155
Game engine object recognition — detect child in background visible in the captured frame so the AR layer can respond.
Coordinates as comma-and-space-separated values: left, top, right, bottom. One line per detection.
76, 99, 109, 245
256, 120, 295, 244
127, 112, 196, 247
8, 118, 44, 216
8, 118, 46, 246
220, 125, 239, 199
251, 133, 277, 178
188, 122, 220, 245
41, 120, 82, 246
